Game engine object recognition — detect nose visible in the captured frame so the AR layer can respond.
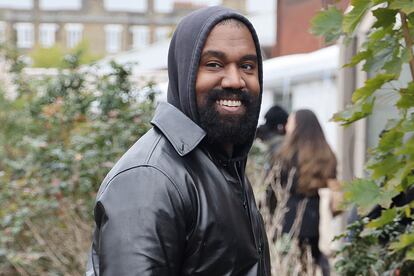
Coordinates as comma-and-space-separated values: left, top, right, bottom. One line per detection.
221, 65, 246, 90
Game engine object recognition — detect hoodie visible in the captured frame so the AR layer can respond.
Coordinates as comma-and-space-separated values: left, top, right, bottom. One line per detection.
167, 5, 263, 158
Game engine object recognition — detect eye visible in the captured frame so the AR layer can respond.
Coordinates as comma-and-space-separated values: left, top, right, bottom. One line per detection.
241, 63, 255, 71
206, 62, 222, 68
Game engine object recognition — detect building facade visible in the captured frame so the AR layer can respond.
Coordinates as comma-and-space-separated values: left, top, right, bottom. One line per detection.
272, 0, 349, 57
0, 0, 245, 56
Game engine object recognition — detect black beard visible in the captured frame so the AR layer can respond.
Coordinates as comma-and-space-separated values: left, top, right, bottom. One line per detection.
198, 88, 260, 147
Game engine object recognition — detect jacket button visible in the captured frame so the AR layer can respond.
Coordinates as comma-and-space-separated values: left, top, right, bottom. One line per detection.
242, 200, 247, 209
258, 243, 263, 255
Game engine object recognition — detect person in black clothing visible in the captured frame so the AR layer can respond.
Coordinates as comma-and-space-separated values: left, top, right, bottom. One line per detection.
256, 105, 289, 214
272, 109, 338, 276
256, 105, 289, 142
86, 6, 270, 276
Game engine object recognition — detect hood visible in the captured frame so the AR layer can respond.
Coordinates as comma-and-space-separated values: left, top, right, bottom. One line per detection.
167, 6, 263, 160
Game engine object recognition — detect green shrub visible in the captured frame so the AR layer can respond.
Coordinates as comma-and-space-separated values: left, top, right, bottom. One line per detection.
0, 49, 156, 274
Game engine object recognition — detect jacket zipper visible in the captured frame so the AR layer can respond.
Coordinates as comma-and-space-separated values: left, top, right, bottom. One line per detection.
233, 162, 263, 265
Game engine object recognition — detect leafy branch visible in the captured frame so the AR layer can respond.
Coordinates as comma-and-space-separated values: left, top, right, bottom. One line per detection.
311, 0, 414, 274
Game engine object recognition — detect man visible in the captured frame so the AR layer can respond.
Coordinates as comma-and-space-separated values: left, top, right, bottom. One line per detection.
87, 6, 270, 275
256, 105, 289, 214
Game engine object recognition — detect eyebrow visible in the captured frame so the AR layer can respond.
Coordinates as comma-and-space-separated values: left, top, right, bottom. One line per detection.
200, 50, 258, 63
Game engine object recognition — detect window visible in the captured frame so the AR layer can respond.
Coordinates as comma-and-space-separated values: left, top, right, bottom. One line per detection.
39, 23, 58, 47
105, 24, 123, 53
130, 26, 149, 49
65, 23, 83, 48
0, 22, 6, 44
154, 26, 171, 42
14, 23, 34, 48
154, 0, 173, 13
191, 0, 221, 6
0, 0, 32, 10
40, 0, 81, 10
104, 0, 147, 12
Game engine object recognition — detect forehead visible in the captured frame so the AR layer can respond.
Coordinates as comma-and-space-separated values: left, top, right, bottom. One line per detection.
202, 21, 256, 53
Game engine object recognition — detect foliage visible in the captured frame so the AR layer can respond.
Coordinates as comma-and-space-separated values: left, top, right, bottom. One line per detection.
0, 48, 156, 274
29, 40, 102, 68
248, 144, 316, 275
312, 0, 414, 274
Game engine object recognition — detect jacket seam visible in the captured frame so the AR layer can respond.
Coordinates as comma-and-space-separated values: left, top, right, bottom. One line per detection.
144, 130, 162, 164
100, 165, 191, 220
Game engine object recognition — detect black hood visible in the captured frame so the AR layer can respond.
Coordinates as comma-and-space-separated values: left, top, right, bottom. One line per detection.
167, 6, 263, 159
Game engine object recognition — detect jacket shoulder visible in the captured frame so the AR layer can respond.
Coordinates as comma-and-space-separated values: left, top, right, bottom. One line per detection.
95, 127, 196, 217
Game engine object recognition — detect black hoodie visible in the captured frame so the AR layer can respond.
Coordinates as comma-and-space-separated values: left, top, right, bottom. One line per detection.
87, 6, 270, 276
167, 5, 263, 159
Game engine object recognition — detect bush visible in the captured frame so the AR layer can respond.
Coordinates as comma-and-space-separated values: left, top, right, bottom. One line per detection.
0, 49, 157, 274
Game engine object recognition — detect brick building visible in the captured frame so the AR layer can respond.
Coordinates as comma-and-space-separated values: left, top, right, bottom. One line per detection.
273, 0, 349, 57
0, 0, 245, 56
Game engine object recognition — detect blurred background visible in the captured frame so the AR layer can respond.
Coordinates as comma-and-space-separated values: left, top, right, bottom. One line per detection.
1, 0, 411, 275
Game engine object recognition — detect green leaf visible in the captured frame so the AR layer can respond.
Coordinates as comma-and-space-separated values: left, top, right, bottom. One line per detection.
372, 8, 398, 29
383, 55, 403, 76
401, 115, 414, 132
310, 6, 343, 43
405, 247, 414, 261
343, 0, 372, 34
345, 179, 381, 215
352, 74, 396, 103
408, 13, 414, 25
368, 154, 402, 180
384, 162, 414, 193
344, 50, 371, 68
390, 233, 414, 251
377, 128, 404, 152
389, 0, 414, 15
366, 208, 397, 228
401, 47, 413, 63
332, 97, 375, 125
397, 82, 414, 109
363, 40, 397, 73
396, 136, 414, 155
378, 188, 400, 209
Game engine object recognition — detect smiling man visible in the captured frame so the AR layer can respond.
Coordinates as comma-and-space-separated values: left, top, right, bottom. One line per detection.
87, 6, 270, 276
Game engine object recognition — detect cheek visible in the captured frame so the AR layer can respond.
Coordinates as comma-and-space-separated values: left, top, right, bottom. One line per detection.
195, 73, 210, 107
247, 77, 260, 96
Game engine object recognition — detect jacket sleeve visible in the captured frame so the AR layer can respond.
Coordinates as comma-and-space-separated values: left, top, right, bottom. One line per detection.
92, 166, 188, 276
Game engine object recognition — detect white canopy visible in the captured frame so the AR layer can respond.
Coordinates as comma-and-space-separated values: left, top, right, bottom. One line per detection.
263, 45, 339, 89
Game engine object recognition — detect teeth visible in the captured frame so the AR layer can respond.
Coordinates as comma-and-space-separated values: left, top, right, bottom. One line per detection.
217, 100, 241, 107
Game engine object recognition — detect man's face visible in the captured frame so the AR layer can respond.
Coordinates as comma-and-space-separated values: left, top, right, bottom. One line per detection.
196, 21, 261, 146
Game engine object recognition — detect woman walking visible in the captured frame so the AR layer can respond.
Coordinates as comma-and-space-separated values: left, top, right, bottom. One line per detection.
272, 109, 338, 276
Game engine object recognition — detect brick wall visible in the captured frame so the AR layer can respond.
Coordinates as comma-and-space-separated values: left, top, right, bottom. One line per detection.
272, 0, 349, 57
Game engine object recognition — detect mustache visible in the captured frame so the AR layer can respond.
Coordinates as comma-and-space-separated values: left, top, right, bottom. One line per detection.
205, 88, 255, 105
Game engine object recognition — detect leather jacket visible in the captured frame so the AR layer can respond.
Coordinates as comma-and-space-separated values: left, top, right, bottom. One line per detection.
86, 102, 270, 275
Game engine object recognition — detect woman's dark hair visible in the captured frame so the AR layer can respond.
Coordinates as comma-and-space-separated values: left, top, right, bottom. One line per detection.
275, 109, 337, 195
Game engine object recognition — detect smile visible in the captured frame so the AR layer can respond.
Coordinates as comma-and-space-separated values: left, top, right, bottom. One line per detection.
215, 99, 245, 115
216, 99, 242, 107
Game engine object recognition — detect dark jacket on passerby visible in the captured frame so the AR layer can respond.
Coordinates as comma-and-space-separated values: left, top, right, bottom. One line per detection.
86, 6, 270, 276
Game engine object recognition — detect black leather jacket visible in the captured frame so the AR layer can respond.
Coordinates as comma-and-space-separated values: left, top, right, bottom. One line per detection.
86, 103, 270, 275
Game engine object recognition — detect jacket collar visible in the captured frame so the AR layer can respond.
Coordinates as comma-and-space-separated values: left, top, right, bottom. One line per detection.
151, 102, 206, 157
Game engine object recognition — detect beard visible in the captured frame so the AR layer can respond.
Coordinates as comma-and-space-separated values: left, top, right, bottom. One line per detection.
198, 88, 261, 147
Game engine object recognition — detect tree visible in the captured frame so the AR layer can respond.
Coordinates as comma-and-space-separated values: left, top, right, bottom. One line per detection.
311, 0, 414, 274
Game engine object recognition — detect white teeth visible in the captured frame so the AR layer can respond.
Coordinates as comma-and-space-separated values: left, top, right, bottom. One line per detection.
217, 100, 241, 107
